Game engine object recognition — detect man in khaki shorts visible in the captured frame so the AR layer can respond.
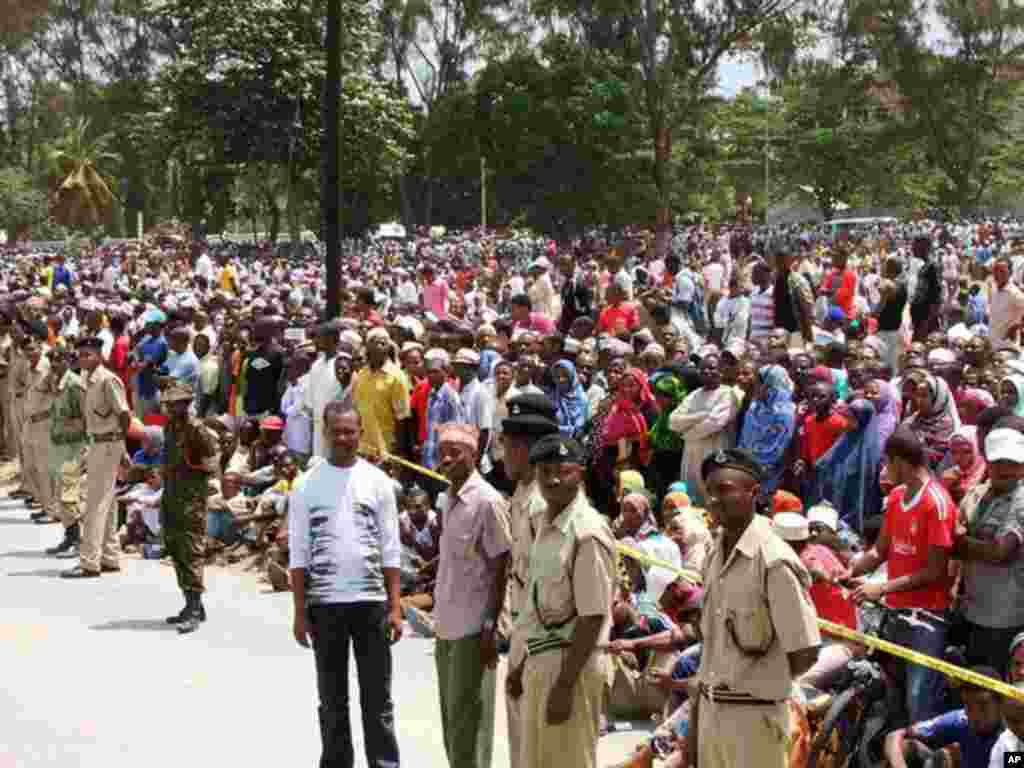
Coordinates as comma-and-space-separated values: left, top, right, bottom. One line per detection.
506, 434, 615, 768
688, 449, 821, 768
62, 335, 131, 579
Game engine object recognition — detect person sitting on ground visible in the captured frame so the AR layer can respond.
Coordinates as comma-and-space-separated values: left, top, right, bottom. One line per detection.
398, 484, 440, 564
883, 666, 1005, 768
206, 470, 250, 547
119, 466, 164, 549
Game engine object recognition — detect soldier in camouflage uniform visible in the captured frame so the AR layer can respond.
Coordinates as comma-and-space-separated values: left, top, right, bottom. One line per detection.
44, 345, 88, 559
160, 382, 218, 634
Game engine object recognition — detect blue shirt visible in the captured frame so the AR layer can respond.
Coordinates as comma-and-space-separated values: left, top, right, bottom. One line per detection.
913, 709, 1000, 768
52, 264, 73, 289
134, 336, 168, 399
163, 349, 200, 399
421, 383, 465, 470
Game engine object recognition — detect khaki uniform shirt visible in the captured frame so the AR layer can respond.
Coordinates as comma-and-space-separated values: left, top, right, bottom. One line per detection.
11, 349, 31, 404
515, 492, 615, 659
49, 370, 87, 465
24, 363, 56, 426
83, 365, 130, 436
503, 478, 548, 665
697, 515, 820, 701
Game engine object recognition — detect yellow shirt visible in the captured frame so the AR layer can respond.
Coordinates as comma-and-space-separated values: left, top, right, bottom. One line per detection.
351, 366, 411, 455
220, 264, 238, 293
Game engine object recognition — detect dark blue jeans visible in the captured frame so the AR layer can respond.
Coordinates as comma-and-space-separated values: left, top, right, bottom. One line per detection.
308, 601, 400, 768
886, 611, 948, 724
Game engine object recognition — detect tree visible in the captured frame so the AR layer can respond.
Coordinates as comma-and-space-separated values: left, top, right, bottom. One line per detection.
149, 0, 413, 236
0, 166, 49, 241
841, 0, 1024, 209
45, 116, 120, 228
536, 0, 809, 255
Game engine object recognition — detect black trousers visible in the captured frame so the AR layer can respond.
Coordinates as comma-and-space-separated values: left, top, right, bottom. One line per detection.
308, 601, 400, 768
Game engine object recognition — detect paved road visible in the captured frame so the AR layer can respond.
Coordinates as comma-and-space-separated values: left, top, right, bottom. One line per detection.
0, 497, 645, 768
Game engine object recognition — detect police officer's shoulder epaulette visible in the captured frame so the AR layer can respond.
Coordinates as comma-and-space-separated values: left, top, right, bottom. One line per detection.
568, 501, 615, 554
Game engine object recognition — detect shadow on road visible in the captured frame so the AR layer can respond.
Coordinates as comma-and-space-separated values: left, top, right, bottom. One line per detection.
90, 619, 175, 632
0, 550, 48, 559
5, 568, 66, 578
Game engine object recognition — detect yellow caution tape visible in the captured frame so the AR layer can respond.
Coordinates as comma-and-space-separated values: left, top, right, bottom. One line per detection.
616, 542, 703, 586
820, 619, 1024, 703
616, 541, 1024, 701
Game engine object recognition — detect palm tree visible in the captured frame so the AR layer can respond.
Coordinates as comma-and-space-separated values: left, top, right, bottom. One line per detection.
46, 117, 121, 229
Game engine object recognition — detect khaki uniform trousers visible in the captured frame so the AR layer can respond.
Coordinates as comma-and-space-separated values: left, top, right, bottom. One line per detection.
22, 421, 55, 517
11, 394, 26, 473
49, 449, 84, 529
79, 441, 122, 572
696, 696, 791, 768
519, 648, 604, 768
506, 677, 522, 768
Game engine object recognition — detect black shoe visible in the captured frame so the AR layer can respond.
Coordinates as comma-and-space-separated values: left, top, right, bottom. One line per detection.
60, 565, 100, 579
46, 525, 79, 555
33, 515, 58, 525
166, 593, 190, 624
177, 592, 204, 635
30, 510, 48, 521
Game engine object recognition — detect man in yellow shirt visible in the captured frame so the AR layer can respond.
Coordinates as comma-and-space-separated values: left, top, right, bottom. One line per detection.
351, 328, 412, 458
219, 255, 239, 294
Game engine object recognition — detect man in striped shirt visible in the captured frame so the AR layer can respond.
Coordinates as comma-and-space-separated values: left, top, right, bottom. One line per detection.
749, 261, 775, 342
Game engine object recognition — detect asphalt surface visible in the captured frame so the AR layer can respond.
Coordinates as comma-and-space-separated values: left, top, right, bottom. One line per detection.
0, 494, 645, 768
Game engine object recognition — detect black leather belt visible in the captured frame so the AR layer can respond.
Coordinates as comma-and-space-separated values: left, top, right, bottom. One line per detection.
29, 412, 50, 424
699, 682, 781, 706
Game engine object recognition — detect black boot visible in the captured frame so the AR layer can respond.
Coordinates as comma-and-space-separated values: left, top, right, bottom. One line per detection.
166, 593, 190, 625
46, 523, 80, 556
177, 591, 203, 634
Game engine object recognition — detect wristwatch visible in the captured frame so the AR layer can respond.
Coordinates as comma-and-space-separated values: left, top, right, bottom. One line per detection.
482, 619, 496, 633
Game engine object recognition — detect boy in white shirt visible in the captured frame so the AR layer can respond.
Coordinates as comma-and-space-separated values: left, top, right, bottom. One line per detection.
989, 682, 1024, 768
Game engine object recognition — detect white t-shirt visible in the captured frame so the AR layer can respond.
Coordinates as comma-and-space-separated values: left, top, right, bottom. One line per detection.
288, 459, 401, 604
988, 728, 1024, 768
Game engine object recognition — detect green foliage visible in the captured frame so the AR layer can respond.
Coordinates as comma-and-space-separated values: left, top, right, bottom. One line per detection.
0, 167, 48, 240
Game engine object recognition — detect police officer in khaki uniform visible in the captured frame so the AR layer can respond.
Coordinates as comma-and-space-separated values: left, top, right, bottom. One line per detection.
506, 435, 615, 768
688, 449, 821, 768
9, 330, 35, 502
62, 336, 131, 579
44, 345, 88, 558
22, 339, 57, 524
499, 394, 560, 768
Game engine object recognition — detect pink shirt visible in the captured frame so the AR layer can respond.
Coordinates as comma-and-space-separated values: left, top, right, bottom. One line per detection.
513, 313, 556, 335
433, 472, 512, 640
423, 278, 450, 320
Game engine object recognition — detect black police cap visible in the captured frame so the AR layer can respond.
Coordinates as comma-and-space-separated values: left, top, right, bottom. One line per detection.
700, 448, 763, 484
529, 434, 585, 465
503, 393, 559, 437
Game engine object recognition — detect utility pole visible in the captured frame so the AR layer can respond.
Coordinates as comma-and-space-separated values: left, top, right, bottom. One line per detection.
323, 0, 341, 319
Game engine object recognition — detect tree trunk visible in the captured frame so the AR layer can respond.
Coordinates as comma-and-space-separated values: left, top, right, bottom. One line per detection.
654, 122, 673, 260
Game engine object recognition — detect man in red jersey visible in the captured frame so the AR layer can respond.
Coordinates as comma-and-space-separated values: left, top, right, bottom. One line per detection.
849, 427, 954, 724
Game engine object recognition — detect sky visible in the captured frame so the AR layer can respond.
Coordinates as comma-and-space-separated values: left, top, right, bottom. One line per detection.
718, 57, 760, 96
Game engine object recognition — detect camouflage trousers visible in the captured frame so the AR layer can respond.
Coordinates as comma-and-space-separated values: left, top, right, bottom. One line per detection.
163, 499, 207, 593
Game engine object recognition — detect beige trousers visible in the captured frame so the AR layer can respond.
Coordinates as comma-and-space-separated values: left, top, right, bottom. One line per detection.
11, 395, 26, 474
51, 456, 83, 528
697, 696, 791, 768
519, 648, 605, 768
506, 677, 522, 768
22, 421, 54, 516
79, 441, 122, 572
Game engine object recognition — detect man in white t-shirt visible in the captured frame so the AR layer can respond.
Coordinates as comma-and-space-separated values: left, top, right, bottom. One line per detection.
288, 404, 404, 768
990, 255, 1024, 346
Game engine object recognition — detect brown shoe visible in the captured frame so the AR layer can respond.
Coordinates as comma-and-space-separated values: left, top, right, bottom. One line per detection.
100, 563, 121, 573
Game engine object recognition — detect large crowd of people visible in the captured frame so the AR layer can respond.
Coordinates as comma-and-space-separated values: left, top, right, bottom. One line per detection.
6, 217, 1024, 768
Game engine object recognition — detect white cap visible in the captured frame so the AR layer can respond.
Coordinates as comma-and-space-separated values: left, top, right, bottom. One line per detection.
454, 347, 480, 366
985, 428, 1024, 463
773, 512, 810, 542
807, 503, 839, 533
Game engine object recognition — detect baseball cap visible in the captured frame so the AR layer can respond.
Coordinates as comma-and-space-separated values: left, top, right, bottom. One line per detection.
985, 428, 1024, 463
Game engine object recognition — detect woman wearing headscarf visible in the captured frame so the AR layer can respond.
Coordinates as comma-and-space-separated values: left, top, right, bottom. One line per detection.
551, 359, 590, 438
866, 378, 901, 450
901, 369, 962, 469
647, 366, 698, 504
738, 365, 797, 501
940, 426, 987, 506
669, 353, 739, 505
957, 387, 996, 426
999, 374, 1024, 418
582, 355, 629, 514
599, 367, 658, 468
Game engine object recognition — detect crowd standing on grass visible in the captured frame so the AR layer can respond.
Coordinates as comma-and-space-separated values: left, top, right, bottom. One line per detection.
7, 217, 1024, 767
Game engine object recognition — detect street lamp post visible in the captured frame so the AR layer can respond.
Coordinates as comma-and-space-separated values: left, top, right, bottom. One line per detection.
323, 0, 341, 319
